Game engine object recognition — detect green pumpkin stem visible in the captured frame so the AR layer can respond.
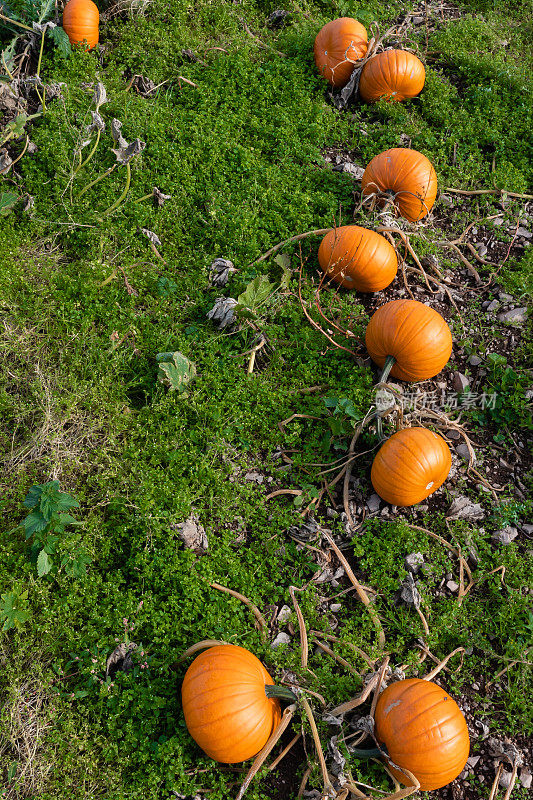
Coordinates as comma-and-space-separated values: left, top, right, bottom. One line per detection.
350, 745, 385, 758
378, 355, 396, 384
264, 684, 298, 702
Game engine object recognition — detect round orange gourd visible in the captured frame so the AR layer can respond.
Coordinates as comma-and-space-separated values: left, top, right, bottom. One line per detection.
359, 50, 425, 103
374, 678, 469, 790
365, 299, 452, 381
62, 0, 99, 50
361, 148, 437, 222
317, 225, 398, 292
181, 645, 284, 763
371, 427, 451, 506
314, 18, 368, 87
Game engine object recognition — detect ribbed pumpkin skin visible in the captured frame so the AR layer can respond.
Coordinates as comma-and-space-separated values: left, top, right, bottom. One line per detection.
181, 645, 281, 763
318, 226, 398, 292
63, 0, 99, 49
314, 18, 368, 87
359, 50, 425, 103
365, 299, 452, 381
371, 427, 451, 506
375, 679, 470, 790
361, 148, 437, 222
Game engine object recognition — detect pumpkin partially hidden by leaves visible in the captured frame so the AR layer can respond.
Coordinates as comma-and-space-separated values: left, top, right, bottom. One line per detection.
314, 18, 368, 87
361, 148, 437, 222
365, 299, 452, 381
375, 678, 469, 790
318, 225, 397, 292
359, 50, 425, 103
62, 0, 99, 49
371, 427, 451, 506
182, 645, 282, 763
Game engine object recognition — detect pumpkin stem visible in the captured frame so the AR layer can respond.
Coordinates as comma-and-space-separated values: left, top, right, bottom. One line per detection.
264, 685, 298, 702
378, 355, 396, 384
350, 745, 385, 758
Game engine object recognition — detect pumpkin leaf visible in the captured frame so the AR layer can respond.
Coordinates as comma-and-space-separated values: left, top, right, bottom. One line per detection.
0, 191, 18, 216
236, 275, 276, 319
48, 25, 71, 58
36, 548, 52, 577
156, 351, 196, 393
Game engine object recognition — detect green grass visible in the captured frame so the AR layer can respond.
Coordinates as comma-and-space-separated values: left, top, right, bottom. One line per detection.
1, 1, 532, 798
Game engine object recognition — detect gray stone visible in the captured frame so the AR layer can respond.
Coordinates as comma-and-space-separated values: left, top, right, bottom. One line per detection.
447, 495, 484, 520
173, 513, 208, 555
452, 372, 470, 393
498, 307, 528, 324
516, 226, 532, 238
366, 493, 381, 513
333, 162, 365, 179
498, 292, 514, 303
522, 523, 533, 535
244, 471, 264, 483
440, 193, 454, 208
271, 632, 291, 649
405, 552, 425, 574
491, 526, 518, 545
277, 604, 292, 623
519, 768, 532, 790
468, 355, 482, 366
477, 244, 488, 258
330, 603, 342, 613
486, 299, 500, 312
456, 443, 473, 462
446, 580, 460, 593
446, 429, 462, 440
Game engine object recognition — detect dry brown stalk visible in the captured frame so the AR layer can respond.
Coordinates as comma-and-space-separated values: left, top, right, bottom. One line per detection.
488, 762, 504, 800
235, 704, 296, 800
210, 583, 268, 636
267, 732, 301, 771
289, 585, 309, 670
176, 639, 230, 662
322, 530, 386, 647
314, 638, 362, 677
422, 647, 465, 681
407, 523, 475, 597
309, 630, 376, 668
264, 488, 303, 501
296, 765, 312, 799
248, 228, 331, 266
300, 695, 335, 798
369, 657, 390, 718
444, 186, 533, 200
502, 760, 520, 800
239, 18, 287, 58
330, 668, 383, 716
486, 647, 532, 689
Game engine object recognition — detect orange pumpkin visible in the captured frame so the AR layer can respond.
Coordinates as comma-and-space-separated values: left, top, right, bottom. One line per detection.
375, 678, 470, 790
318, 225, 398, 292
314, 18, 368, 87
365, 299, 452, 381
371, 427, 451, 506
182, 644, 287, 763
361, 148, 437, 222
359, 50, 425, 103
62, 0, 99, 50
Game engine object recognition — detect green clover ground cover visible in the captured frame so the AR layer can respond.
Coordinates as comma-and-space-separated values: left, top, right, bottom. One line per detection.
1, 1, 532, 798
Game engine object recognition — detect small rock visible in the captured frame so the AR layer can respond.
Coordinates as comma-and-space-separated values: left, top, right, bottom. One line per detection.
277, 604, 292, 623
486, 299, 500, 312
173, 513, 208, 555
499, 771, 514, 790
333, 162, 365, 179
446, 429, 462, 441
327, 508, 338, 519
493, 217, 504, 226
498, 307, 528, 325
271, 632, 291, 649
267, 9, 290, 28
440, 193, 454, 208
522, 523, 533, 535
516, 226, 532, 239
412, 15, 425, 24
477, 244, 488, 258
456, 443, 473, 463
498, 292, 514, 303
405, 552, 425, 574
366, 493, 381, 513
467, 756, 481, 769
491, 526, 518, 545
452, 372, 470, 393
468, 355, 482, 366
472, 683, 480, 691
446, 580, 460, 593
447, 495, 484, 520
475, 719, 490, 737
330, 603, 342, 612
519, 768, 532, 789
244, 471, 264, 484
